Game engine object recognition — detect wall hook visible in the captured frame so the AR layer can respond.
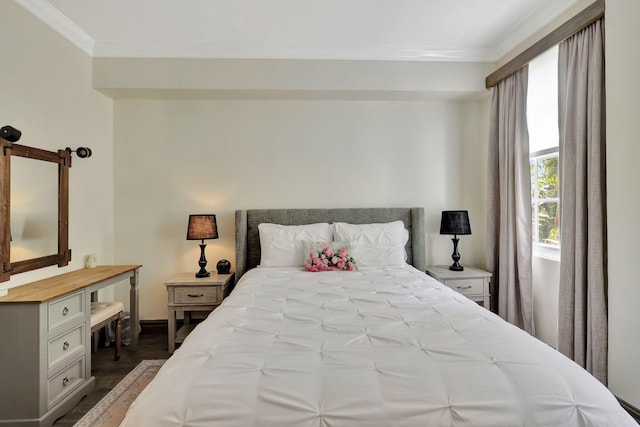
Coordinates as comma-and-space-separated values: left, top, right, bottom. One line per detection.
1, 125, 21, 142
65, 147, 92, 158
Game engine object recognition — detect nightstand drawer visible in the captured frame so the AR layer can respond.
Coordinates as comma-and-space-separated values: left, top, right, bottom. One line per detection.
174, 286, 219, 304
445, 279, 484, 295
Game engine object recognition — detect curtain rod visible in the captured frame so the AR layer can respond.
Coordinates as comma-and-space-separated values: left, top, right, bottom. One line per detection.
485, 0, 604, 88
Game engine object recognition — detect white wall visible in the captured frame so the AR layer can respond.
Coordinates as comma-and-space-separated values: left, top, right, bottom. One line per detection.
457, 99, 491, 270
92, 57, 491, 100
605, 0, 640, 408
532, 258, 560, 348
0, 3, 114, 289
113, 98, 486, 319
1, 0, 491, 324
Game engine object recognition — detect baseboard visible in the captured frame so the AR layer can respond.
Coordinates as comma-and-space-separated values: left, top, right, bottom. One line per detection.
139, 319, 168, 335
618, 396, 640, 423
140, 319, 202, 335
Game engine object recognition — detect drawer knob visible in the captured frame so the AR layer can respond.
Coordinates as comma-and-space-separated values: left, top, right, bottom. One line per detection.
457, 285, 472, 290
62, 376, 69, 387
188, 293, 204, 298
62, 307, 69, 316
63, 341, 70, 351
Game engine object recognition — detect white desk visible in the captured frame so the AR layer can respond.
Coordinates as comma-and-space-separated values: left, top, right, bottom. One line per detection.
0, 265, 141, 427
86, 266, 141, 348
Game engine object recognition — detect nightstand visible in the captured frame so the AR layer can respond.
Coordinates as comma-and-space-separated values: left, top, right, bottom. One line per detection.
426, 265, 492, 308
165, 272, 234, 353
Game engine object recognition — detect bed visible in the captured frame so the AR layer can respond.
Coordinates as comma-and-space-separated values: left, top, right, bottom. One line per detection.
121, 208, 635, 426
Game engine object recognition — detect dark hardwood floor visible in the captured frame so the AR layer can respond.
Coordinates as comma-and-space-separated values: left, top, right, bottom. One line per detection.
53, 328, 170, 426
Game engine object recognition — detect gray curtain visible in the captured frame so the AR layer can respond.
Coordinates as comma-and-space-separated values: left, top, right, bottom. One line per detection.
487, 67, 534, 334
557, 19, 607, 385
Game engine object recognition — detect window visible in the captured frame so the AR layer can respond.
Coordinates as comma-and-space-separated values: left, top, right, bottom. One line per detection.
530, 148, 559, 251
527, 45, 559, 260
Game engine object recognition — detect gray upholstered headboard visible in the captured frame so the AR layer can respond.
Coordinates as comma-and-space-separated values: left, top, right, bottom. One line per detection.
235, 208, 426, 280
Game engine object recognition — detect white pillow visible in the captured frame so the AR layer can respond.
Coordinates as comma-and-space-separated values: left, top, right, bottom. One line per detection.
258, 223, 333, 267
333, 221, 409, 267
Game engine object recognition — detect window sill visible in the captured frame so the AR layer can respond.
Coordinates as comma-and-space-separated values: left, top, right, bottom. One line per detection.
533, 245, 560, 262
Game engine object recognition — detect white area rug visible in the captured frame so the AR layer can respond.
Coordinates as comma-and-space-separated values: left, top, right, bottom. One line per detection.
74, 359, 165, 427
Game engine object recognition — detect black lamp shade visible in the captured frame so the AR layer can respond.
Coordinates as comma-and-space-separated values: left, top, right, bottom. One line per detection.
440, 211, 471, 236
186, 214, 219, 241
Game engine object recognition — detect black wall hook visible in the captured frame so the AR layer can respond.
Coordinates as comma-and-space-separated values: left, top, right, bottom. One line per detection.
1, 125, 21, 142
65, 147, 92, 158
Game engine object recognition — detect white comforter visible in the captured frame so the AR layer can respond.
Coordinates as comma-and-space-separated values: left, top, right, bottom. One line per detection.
121, 266, 635, 426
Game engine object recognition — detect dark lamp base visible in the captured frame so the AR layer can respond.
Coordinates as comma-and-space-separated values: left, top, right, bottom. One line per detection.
449, 264, 464, 271
195, 270, 210, 278
195, 242, 210, 278
448, 236, 464, 272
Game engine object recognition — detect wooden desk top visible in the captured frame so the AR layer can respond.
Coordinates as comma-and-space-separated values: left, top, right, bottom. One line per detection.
0, 265, 142, 304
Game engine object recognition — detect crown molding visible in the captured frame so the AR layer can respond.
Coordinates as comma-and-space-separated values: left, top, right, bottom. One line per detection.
492, 0, 580, 60
14, 0, 576, 63
92, 40, 497, 62
12, 0, 497, 62
14, 0, 94, 55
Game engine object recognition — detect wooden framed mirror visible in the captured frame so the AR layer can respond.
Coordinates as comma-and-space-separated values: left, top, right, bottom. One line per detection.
0, 139, 71, 282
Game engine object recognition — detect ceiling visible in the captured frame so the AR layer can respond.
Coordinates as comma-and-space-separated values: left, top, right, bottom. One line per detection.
16, 0, 579, 62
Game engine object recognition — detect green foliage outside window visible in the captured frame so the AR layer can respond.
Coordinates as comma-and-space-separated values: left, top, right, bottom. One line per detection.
531, 154, 560, 247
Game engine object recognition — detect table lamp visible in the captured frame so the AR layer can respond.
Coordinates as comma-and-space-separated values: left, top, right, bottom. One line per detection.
186, 214, 218, 278
440, 210, 471, 271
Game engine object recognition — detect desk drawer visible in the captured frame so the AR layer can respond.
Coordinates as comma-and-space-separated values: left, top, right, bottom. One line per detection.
444, 278, 484, 296
47, 357, 85, 408
48, 291, 85, 331
174, 286, 218, 304
48, 324, 85, 370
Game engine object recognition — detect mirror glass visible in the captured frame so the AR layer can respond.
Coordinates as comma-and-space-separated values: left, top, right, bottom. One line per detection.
10, 156, 58, 262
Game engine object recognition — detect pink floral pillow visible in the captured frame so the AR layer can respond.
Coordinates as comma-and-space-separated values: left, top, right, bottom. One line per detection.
303, 241, 357, 272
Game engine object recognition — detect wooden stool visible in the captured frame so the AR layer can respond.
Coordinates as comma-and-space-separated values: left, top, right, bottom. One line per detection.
90, 301, 124, 361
